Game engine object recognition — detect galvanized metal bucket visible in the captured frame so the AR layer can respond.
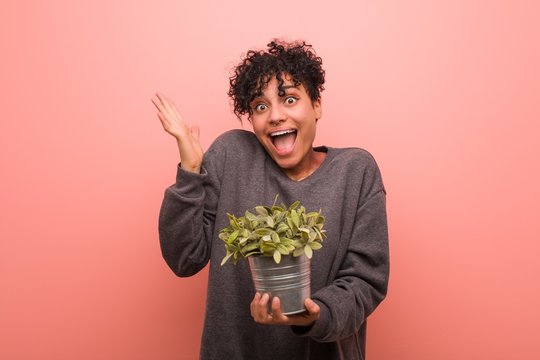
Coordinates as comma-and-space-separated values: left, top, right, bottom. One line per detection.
248, 254, 311, 315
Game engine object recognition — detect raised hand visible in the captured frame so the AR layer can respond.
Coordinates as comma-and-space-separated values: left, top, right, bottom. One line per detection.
151, 92, 203, 173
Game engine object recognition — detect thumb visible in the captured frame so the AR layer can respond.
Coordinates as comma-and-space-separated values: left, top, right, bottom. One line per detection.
305, 298, 320, 314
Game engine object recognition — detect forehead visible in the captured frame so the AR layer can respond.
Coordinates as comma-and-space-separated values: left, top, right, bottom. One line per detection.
257, 75, 304, 97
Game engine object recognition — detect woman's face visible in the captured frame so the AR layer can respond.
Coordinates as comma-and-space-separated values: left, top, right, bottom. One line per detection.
249, 74, 323, 181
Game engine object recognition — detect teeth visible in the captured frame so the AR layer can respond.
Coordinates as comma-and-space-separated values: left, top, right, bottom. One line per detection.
270, 129, 296, 137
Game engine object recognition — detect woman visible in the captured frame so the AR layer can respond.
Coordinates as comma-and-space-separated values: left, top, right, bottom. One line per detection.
152, 40, 389, 360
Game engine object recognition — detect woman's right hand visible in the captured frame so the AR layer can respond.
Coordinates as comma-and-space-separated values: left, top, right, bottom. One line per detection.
152, 92, 203, 173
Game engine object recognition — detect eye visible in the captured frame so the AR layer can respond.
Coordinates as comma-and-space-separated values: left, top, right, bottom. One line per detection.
284, 96, 297, 105
254, 103, 268, 112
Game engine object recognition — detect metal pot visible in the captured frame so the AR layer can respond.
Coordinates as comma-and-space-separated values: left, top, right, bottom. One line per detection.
248, 254, 311, 315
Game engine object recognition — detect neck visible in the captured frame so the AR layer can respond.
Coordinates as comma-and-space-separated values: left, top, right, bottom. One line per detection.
285, 150, 326, 181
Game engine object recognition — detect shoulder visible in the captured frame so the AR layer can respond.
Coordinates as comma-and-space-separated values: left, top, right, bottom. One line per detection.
329, 147, 380, 172
327, 147, 385, 194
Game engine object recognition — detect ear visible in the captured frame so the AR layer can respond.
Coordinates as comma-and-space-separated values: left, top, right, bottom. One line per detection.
313, 97, 322, 121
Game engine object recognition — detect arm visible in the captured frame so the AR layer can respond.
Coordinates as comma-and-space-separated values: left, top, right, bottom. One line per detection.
158, 166, 217, 277
249, 190, 389, 336
294, 189, 389, 342
153, 93, 218, 276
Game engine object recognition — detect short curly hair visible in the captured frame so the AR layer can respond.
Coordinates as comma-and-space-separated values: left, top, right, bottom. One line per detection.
228, 40, 325, 120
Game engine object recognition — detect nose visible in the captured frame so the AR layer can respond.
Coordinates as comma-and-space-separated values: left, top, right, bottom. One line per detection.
269, 104, 286, 126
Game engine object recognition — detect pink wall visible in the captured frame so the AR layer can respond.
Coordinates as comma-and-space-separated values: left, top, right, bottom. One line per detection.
1, 1, 539, 359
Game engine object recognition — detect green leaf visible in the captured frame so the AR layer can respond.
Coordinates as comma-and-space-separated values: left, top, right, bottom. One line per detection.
314, 227, 323, 240
309, 242, 323, 250
242, 242, 261, 253
221, 251, 234, 266
292, 240, 304, 248
276, 244, 290, 255
254, 228, 272, 236
245, 211, 258, 222
255, 206, 269, 216
286, 217, 295, 231
274, 211, 286, 223
238, 237, 249, 244
271, 232, 281, 243
276, 222, 289, 234
261, 242, 276, 255
291, 209, 300, 227
308, 231, 317, 243
304, 245, 313, 259
273, 250, 282, 264
298, 227, 310, 234
288, 201, 300, 211
266, 216, 275, 228
227, 230, 239, 244
293, 248, 305, 257
244, 250, 262, 257
227, 213, 240, 229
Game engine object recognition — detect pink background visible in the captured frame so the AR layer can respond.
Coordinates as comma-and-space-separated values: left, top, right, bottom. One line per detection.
1, 0, 539, 359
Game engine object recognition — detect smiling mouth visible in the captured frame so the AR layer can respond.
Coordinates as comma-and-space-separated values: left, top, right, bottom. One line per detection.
270, 129, 297, 152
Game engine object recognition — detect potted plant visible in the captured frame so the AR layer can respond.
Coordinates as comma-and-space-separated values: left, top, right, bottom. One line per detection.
219, 196, 326, 314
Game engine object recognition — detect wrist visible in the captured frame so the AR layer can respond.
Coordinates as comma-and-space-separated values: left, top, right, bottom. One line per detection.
179, 163, 201, 173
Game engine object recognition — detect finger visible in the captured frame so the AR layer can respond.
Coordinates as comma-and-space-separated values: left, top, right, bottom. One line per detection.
163, 94, 177, 114
257, 293, 273, 322
251, 293, 267, 321
155, 92, 174, 114
156, 111, 165, 125
158, 112, 184, 137
169, 99, 184, 121
157, 112, 171, 129
260, 293, 270, 312
270, 296, 288, 322
155, 92, 167, 104
154, 92, 167, 108
151, 96, 165, 112
157, 110, 172, 126
250, 292, 261, 315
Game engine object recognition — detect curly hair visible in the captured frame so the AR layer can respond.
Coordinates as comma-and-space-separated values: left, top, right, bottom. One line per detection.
228, 40, 325, 120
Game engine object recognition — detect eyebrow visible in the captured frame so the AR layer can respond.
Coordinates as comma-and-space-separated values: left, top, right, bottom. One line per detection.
251, 84, 300, 103
277, 85, 300, 96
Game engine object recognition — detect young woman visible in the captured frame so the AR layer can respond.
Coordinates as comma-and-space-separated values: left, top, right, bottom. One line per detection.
152, 40, 389, 360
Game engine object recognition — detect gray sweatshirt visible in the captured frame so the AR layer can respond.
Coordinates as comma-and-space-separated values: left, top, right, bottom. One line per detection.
159, 129, 389, 360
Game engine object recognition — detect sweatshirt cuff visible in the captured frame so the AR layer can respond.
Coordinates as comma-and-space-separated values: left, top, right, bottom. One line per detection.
291, 301, 331, 340
172, 164, 207, 195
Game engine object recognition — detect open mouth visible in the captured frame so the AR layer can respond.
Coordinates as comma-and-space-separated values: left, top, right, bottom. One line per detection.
270, 129, 297, 152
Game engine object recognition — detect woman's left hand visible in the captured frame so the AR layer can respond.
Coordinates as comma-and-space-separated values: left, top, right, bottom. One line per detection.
250, 292, 320, 326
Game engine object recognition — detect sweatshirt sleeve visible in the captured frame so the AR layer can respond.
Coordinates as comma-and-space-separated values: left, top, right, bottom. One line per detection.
293, 155, 389, 342
158, 143, 222, 277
